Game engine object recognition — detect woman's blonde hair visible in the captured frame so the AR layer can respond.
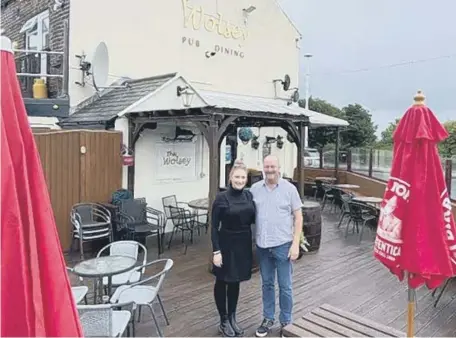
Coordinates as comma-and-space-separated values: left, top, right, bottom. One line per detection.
229, 159, 248, 178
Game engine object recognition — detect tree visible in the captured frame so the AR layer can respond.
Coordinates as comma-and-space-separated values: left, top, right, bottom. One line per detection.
341, 104, 377, 148
440, 120, 456, 158
376, 118, 401, 149
298, 97, 344, 149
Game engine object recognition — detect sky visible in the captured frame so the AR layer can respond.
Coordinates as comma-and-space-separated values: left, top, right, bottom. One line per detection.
280, 0, 456, 136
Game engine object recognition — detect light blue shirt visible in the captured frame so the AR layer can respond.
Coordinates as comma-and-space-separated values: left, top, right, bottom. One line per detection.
250, 178, 303, 248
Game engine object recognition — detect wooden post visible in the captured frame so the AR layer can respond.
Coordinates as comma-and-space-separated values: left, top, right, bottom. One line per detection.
334, 127, 340, 181
319, 148, 323, 169
444, 159, 452, 197
347, 149, 352, 172
297, 122, 306, 198
127, 118, 135, 196
368, 148, 374, 177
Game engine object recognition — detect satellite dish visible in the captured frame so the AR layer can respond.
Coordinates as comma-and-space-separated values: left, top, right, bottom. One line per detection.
282, 74, 291, 91
291, 89, 300, 102
91, 42, 109, 91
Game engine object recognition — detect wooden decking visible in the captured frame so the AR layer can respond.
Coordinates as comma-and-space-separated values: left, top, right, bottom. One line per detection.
66, 205, 456, 337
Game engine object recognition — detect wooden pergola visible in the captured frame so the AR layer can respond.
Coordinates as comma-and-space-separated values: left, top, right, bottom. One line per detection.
126, 106, 310, 215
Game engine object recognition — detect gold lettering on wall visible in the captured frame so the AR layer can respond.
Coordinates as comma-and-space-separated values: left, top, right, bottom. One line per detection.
182, 0, 249, 41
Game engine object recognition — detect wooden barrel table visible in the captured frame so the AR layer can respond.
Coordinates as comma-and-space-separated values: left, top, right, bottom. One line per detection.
301, 200, 322, 254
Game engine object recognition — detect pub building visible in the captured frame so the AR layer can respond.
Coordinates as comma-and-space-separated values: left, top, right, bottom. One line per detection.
61, 0, 348, 236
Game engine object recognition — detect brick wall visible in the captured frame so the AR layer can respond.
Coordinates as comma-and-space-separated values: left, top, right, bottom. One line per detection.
1, 0, 69, 98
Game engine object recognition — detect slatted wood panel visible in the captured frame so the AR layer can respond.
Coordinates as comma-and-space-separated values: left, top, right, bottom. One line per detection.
283, 304, 404, 337
34, 130, 122, 250
79, 131, 123, 202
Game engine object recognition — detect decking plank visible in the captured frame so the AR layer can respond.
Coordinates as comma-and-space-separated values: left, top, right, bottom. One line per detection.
66, 201, 456, 337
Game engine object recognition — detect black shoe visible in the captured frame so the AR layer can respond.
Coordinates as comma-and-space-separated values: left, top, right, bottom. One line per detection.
255, 318, 274, 337
280, 323, 289, 338
219, 315, 236, 337
229, 313, 244, 336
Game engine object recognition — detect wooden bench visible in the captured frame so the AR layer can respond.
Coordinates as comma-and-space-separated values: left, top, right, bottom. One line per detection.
282, 304, 404, 337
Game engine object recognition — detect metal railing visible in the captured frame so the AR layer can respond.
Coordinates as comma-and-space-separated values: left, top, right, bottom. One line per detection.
314, 147, 454, 199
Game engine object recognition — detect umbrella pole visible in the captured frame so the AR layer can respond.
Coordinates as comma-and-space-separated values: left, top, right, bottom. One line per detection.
407, 273, 415, 337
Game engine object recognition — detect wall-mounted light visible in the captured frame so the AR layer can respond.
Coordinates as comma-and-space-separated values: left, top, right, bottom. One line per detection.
162, 126, 196, 143
176, 85, 195, 107
276, 135, 284, 149
243, 6, 256, 14
242, 5, 256, 24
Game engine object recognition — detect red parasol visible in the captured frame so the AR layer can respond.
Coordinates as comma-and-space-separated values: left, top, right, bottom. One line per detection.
374, 90, 456, 337
0, 36, 83, 336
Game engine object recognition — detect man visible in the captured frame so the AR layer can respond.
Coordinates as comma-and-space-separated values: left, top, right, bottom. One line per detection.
250, 155, 303, 337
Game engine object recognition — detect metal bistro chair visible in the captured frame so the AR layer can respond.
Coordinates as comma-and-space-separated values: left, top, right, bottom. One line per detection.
70, 203, 113, 260
166, 205, 203, 253
162, 194, 208, 233
118, 199, 165, 257
67, 267, 89, 304
337, 193, 354, 228
97, 241, 147, 294
110, 259, 174, 338
77, 301, 136, 337
345, 201, 377, 241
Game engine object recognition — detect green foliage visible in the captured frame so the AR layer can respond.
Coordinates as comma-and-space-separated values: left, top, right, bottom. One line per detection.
298, 98, 377, 151
439, 120, 456, 158
376, 118, 401, 149
340, 104, 378, 148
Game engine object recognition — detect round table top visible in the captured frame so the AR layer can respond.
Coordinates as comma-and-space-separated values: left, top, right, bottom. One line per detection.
333, 184, 360, 189
302, 200, 320, 208
73, 255, 137, 278
315, 177, 337, 181
188, 198, 209, 210
353, 196, 383, 204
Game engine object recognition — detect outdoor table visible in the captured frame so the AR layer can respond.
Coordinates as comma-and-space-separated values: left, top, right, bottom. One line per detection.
353, 196, 383, 204
188, 198, 209, 210
333, 184, 360, 189
315, 177, 337, 181
73, 255, 137, 304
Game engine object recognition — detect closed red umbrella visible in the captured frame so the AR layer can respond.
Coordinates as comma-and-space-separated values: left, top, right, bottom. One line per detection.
374, 91, 456, 337
0, 36, 83, 336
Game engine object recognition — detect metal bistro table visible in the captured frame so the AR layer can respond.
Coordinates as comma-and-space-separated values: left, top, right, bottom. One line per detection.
73, 255, 137, 303
353, 196, 383, 204
188, 198, 209, 210
333, 184, 360, 190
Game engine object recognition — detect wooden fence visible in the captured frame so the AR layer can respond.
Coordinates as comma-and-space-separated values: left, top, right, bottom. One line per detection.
34, 130, 123, 251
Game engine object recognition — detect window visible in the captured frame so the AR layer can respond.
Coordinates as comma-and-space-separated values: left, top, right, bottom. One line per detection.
20, 10, 49, 76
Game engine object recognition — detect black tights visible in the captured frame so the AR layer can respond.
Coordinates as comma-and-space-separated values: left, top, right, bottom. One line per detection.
214, 279, 240, 318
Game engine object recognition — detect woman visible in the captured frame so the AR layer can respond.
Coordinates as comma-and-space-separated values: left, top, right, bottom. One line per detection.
211, 160, 256, 337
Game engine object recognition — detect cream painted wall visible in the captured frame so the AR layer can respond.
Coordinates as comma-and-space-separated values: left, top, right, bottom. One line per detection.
69, 0, 300, 213
68, 0, 300, 106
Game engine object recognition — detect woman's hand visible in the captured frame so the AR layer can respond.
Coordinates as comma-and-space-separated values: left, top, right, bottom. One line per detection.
213, 252, 223, 267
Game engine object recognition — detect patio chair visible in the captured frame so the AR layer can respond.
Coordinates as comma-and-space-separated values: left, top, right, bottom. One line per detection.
117, 199, 164, 256
337, 193, 353, 228
321, 184, 335, 211
96, 240, 147, 293
77, 302, 135, 337
357, 203, 379, 242
67, 267, 88, 304
110, 259, 174, 338
344, 201, 377, 241
162, 194, 208, 233
166, 205, 204, 253
70, 203, 113, 260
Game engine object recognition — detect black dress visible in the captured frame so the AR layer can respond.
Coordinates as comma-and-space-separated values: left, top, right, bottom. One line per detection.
211, 186, 256, 282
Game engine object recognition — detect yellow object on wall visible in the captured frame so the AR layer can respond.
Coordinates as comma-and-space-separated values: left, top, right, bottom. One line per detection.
32, 79, 48, 99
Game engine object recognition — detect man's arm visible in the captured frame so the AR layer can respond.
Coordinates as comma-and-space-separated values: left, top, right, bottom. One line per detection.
292, 208, 303, 247
289, 187, 303, 260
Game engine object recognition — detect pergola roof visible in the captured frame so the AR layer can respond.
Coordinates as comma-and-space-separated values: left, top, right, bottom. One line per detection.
60, 73, 348, 128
